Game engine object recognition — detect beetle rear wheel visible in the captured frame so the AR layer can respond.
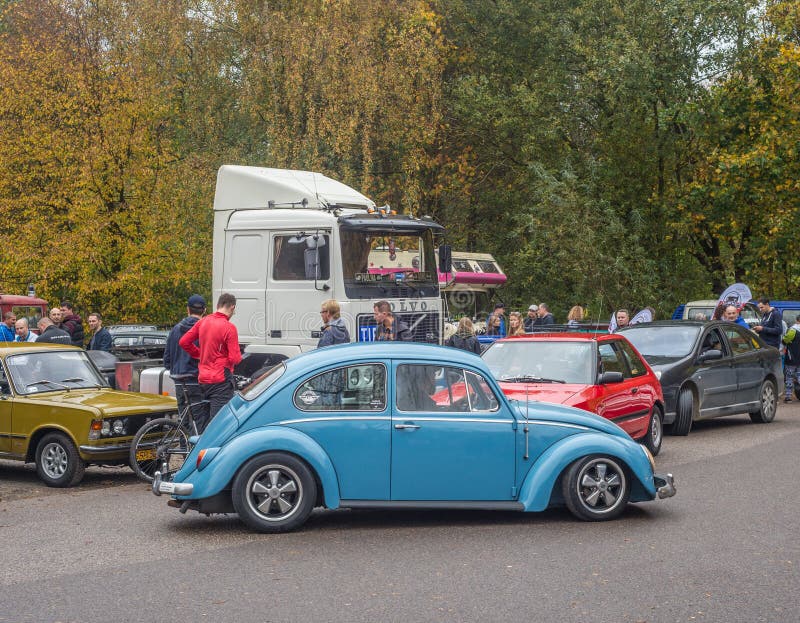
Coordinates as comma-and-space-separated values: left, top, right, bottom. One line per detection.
562, 455, 630, 521
129, 418, 190, 483
232, 452, 317, 533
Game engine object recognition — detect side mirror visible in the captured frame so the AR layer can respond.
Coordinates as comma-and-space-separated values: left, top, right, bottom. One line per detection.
438, 244, 452, 274
599, 371, 624, 384
697, 349, 723, 363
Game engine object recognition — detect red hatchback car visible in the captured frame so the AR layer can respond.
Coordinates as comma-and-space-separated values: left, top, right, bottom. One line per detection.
481, 333, 665, 455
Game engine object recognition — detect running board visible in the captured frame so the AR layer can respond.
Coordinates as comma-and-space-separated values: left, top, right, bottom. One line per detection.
340, 500, 525, 511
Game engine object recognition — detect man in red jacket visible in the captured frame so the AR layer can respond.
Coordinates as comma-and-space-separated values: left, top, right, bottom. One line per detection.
179, 293, 242, 429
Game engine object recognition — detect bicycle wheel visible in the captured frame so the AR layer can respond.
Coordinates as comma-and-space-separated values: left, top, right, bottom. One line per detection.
129, 418, 191, 483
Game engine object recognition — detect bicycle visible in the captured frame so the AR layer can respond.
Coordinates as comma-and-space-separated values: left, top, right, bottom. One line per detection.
129, 383, 208, 483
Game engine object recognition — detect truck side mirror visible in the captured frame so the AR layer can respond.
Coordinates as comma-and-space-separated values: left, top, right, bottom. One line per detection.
438, 244, 452, 273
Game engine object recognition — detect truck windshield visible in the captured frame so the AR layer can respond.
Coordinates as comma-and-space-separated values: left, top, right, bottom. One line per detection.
341, 229, 438, 298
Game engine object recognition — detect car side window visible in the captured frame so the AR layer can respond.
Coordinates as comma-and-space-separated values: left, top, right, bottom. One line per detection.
0, 364, 10, 395
294, 363, 386, 411
614, 341, 647, 377
700, 328, 727, 356
598, 343, 625, 376
396, 365, 499, 413
724, 327, 754, 355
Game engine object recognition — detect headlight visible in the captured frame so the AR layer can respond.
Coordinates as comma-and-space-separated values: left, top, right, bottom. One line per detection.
112, 419, 126, 435
101, 420, 111, 436
654, 370, 662, 380
641, 445, 656, 472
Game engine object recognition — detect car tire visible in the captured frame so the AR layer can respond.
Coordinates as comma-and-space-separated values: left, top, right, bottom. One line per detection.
641, 405, 663, 456
749, 379, 777, 423
562, 455, 630, 521
35, 432, 86, 487
671, 387, 694, 436
232, 452, 317, 533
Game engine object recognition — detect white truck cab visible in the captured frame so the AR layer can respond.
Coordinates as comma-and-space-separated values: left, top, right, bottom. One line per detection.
212, 166, 449, 376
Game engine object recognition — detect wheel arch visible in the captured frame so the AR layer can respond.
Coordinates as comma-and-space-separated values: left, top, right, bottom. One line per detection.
25, 425, 78, 463
518, 433, 656, 512
179, 426, 341, 509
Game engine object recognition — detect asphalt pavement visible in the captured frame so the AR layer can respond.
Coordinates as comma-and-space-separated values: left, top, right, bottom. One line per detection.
1, 405, 798, 623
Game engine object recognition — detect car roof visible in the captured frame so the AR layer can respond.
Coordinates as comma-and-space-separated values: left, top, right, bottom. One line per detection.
493, 332, 614, 342
284, 342, 488, 376
618, 320, 730, 329
0, 342, 83, 356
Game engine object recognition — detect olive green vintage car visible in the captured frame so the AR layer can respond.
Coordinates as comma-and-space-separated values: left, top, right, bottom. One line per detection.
0, 342, 177, 486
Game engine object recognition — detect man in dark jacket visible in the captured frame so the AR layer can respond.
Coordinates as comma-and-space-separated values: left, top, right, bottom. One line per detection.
86, 313, 112, 351
755, 298, 783, 349
36, 318, 72, 344
318, 299, 350, 348
60, 300, 84, 347
165, 295, 206, 427
537, 303, 556, 325
373, 300, 412, 341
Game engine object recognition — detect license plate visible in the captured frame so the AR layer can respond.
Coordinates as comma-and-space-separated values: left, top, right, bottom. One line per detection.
158, 481, 178, 494
135, 448, 156, 461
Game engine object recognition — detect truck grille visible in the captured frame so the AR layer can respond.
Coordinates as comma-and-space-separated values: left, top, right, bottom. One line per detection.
357, 312, 441, 344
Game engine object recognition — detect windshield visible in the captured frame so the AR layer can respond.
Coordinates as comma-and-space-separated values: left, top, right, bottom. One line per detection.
341, 229, 438, 296
619, 325, 700, 359
481, 341, 595, 385
6, 351, 108, 395
241, 363, 286, 401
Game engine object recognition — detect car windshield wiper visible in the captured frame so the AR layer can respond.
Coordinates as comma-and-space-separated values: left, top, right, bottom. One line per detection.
61, 377, 102, 388
499, 375, 566, 384
27, 379, 71, 391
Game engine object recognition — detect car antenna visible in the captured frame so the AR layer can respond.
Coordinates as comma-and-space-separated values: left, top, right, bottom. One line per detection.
523, 384, 530, 460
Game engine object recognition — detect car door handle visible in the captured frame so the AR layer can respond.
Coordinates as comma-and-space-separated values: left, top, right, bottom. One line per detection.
394, 423, 421, 430
631, 387, 639, 394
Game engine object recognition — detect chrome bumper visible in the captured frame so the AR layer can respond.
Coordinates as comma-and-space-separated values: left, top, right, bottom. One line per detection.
654, 473, 676, 499
152, 471, 194, 497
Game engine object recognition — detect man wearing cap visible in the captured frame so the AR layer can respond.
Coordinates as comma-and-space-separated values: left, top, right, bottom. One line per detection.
165, 295, 207, 429
524, 304, 539, 332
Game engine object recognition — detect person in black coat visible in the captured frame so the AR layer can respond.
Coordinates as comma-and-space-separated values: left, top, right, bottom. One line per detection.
36, 318, 72, 344
755, 298, 783, 349
87, 313, 113, 351
445, 317, 482, 355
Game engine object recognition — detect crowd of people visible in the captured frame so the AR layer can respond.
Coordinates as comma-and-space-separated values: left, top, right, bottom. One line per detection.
1, 301, 109, 348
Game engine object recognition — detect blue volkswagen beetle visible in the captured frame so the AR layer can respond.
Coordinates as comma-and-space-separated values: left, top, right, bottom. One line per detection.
153, 343, 675, 532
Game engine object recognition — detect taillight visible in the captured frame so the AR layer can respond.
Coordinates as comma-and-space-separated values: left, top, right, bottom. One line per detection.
196, 449, 207, 469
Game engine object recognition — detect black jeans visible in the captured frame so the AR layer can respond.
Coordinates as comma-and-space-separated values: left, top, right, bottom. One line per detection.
201, 379, 235, 430
173, 379, 208, 432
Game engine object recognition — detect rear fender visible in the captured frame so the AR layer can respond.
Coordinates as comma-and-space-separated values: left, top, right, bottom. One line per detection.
518, 433, 655, 511
178, 426, 341, 508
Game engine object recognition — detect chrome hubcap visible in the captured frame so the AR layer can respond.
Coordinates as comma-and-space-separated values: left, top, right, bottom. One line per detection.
762, 383, 776, 419
42, 443, 68, 479
577, 459, 626, 513
651, 411, 662, 447
246, 465, 302, 522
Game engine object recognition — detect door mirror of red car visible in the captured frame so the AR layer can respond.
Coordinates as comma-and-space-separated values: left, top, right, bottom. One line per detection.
697, 349, 723, 363
599, 371, 624, 384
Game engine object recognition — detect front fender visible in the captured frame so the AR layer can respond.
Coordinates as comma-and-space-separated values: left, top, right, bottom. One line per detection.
177, 426, 341, 509
518, 433, 655, 511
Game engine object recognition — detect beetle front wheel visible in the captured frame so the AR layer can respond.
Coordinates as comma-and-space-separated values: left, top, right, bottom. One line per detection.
562, 455, 630, 521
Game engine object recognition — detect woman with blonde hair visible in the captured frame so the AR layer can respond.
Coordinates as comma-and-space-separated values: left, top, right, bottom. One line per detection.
508, 311, 525, 336
567, 305, 584, 327
445, 317, 482, 354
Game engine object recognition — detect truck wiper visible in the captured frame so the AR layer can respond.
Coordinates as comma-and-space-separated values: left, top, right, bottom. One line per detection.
499, 375, 566, 384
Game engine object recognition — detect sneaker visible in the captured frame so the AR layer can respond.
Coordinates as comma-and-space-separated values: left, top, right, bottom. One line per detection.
784, 397, 792, 403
